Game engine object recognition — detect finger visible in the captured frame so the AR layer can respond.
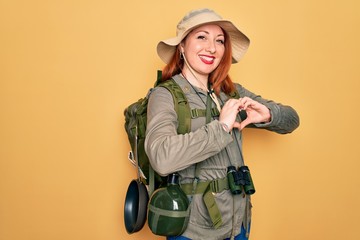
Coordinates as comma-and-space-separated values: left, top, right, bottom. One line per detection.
233, 121, 241, 130
238, 97, 251, 108
239, 118, 251, 130
240, 98, 258, 111
224, 100, 242, 113
242, 101, 254, 110
239, 97, 250, 104
227, 99, 242, 109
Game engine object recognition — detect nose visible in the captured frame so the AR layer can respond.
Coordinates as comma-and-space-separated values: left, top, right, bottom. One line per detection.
206, 41, 216, 54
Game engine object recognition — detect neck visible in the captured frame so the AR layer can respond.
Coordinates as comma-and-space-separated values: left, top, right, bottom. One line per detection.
181, 68, 209, 92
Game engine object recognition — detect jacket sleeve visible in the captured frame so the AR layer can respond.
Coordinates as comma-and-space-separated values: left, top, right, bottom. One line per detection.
236, 84, 300, 134
144, 87, 233, 176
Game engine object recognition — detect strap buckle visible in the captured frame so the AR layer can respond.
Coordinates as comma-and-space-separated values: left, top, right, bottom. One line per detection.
190, 109, 199, 119
209, 177, 228, 193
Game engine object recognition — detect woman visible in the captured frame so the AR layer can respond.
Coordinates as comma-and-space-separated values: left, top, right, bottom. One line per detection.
145, 8, 299, 240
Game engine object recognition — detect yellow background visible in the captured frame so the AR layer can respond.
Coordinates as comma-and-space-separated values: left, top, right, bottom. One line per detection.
1, 0, 359, 239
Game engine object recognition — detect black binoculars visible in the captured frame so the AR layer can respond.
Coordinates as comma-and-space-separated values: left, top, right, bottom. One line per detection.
227, 166, 255, 195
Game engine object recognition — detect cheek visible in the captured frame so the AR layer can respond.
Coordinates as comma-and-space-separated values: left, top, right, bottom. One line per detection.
218, 46, 225, 57
189, 43, 203, 53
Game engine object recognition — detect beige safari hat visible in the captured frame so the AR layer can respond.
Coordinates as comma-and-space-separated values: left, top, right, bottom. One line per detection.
157, 8, 250, 64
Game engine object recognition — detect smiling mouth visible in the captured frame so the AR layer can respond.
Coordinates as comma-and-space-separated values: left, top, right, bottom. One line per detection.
199, 55, 215, 64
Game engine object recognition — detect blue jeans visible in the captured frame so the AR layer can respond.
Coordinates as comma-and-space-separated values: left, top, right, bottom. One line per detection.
167, 224, 249, 240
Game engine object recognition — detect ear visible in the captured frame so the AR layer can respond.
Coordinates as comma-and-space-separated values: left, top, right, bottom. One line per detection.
179, 43, 185, 54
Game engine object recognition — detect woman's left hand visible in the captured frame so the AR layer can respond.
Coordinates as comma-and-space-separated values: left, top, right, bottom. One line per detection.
237, 97, 271, 130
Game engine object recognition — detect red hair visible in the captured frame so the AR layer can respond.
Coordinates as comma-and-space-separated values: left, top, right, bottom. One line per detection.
161, 28, 235, 95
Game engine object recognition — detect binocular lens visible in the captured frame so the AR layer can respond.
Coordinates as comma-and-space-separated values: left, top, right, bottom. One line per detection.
227, 166, 242, 195
239, 166, 255, 195
227, 165, 256, 195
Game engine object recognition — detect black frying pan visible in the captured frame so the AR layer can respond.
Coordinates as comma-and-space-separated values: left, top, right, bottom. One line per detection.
124, 178, 149, 233
124, 125, 149, 234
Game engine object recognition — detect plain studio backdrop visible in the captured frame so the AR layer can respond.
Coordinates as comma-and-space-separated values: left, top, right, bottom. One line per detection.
1, 0, 359, 239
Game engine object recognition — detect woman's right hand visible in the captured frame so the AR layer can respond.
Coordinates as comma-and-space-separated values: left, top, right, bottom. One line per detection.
219, 99, 242, 131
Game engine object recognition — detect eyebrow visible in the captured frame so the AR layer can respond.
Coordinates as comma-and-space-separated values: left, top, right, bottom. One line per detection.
195, 30, 224, 37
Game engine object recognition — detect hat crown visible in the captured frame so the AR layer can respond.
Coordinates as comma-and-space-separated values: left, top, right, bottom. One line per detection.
176, 8, 223, 36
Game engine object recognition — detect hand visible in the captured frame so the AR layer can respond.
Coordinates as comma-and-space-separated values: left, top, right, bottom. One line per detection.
219, 99, 243, 131
219, 97, 271, 132
237, 97, 271, 130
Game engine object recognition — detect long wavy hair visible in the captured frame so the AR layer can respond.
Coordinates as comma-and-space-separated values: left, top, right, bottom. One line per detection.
160, 27, 235, 95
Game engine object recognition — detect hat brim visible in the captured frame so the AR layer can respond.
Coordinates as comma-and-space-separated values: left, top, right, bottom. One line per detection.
157, 20, 250, 64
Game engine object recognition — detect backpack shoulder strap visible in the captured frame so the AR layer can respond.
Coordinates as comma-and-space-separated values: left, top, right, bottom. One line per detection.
154, 70, 163, 87
147, 71, 191, 194
157, 78, 191, 134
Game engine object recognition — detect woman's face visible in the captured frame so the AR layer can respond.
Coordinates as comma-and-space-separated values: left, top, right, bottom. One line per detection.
180, 24, 225, 78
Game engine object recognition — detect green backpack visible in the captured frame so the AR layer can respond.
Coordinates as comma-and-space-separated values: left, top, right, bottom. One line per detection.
124, 71, 191, 193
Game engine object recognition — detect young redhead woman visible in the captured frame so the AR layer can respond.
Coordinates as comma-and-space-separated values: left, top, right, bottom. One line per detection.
145, 8, 299, 240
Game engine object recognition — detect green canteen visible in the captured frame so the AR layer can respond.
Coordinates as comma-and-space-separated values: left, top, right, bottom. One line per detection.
147, 173, 190, 236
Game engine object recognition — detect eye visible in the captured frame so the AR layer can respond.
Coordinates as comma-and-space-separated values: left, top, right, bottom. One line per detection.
197, 35, 206, 40
216, 39, 225, 44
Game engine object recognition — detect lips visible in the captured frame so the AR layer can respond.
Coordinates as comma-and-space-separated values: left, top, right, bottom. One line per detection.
199, 55, 215, 64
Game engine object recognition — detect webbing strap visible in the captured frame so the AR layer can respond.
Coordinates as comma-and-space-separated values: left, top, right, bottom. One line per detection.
205, 93, 212, 124
148, 204, 190, 218
190, 107, 220, 119
181, 177, 228, 195
148, 204, 190, 233
154, 70, 162, 87
158, 79, 191, 134
181, 177, 228, 229
203, 185, 223, 228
